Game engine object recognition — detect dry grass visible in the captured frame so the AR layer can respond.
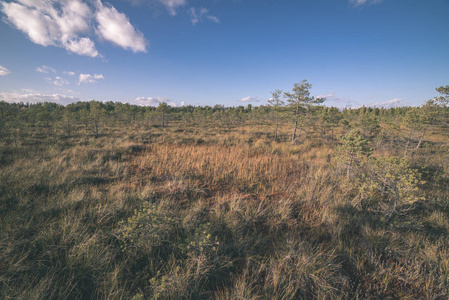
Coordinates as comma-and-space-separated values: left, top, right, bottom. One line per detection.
0, 120, 448, 299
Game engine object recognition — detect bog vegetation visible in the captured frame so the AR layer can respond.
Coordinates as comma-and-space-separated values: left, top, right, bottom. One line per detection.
1, 83, 449, 299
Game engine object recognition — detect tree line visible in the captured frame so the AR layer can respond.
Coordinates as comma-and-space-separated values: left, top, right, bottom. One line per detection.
1, 81, 447, 145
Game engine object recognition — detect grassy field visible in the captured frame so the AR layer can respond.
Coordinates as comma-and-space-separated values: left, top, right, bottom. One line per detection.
1, 117, 449, 299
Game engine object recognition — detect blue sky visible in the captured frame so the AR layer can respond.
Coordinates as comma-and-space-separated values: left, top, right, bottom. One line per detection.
0, 0, 448, 108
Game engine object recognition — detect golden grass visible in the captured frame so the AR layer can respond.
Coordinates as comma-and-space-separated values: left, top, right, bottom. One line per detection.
1, 119, 448, 299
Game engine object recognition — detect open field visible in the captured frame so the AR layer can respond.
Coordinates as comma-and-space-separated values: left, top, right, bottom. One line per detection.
1, 102, 449, 299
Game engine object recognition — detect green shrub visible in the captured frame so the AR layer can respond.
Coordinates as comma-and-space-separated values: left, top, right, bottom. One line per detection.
117, 202, 179, 255
358, 156, 425, 217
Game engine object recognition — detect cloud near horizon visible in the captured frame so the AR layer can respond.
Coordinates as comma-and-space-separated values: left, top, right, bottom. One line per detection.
0, 0, 147, 57
0, 65, 10, 76
372, 98, 403, 108
240, 96, 261, 103
0, 91, 79, 105
316, 92, 360, 108
133, 96, 177, 107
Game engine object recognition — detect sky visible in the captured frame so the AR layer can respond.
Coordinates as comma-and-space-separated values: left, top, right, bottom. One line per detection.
0, 0, 448, 108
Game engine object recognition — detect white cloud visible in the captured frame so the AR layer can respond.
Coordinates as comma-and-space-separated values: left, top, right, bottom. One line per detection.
350, 0, 383, 7
206, 15, 220, 23
78, 73, 104, 84
0, 91, 79, 105
123, 0, 185, 16
53, 76, 69, 86
315, 92, 358, 108
64, 37, 99, 57
133, 96, 177, 107
188, 7, 220, 25
0, 65, 10, 76
1, 0, 147, 56
63, 71, 76, 76
36, 65, 56, 73
372, 98, 403, 108
96, 2, 147, 53
157, 0, 186, 16
1, 0, 99, 57
188, 7, 198, 24
240, 96, 261, 103
316, 92, 336, 99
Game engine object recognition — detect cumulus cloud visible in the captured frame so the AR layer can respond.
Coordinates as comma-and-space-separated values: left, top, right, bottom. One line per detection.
0, 91, 79, 105
240, 96, 261, 103
188, 7, 219, 24
64, 37, 99, 57
36, 65, 56, 73
78, 73, 104, 84
1, 0, 98, 57
1, 0, 147, 56
96, 2, 147, 53
350, 0, 383, 7
133, 96, 177, 107
0, 65, 10, 76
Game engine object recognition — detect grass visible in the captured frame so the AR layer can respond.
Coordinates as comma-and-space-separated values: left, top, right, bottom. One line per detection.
0, 120, 448, 299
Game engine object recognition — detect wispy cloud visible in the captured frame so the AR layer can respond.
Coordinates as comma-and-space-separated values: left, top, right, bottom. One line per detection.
349, 0, 384, 7
36, 65, 56, 73
63, 71, 76, 76
78, 73, 104, 84
157, 0, 186, 16
188, 7, 220, 25
0, 65, 10, 76
133, 96, 177, 107
240, 96, 261, 103
46, 76, 69, 86
316, 92, 358, 108
123, 0, 186, 16
0, 91, 79, 105
206, 15, 220, 23
316, 92, 336, 100
96, 2, 147, 53
0, 0, 147, 57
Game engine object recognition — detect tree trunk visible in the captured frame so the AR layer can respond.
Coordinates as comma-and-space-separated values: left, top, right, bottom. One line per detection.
66, 123, 71, 138
415, 129, 426, 150
274, 113, 278, 141
94, 119, 99, 136
347, 158, 352, 180
291, 120, 297, 143
404, 130, 412, 157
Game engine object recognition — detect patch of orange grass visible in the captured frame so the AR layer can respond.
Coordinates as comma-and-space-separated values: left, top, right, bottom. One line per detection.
131, 143, 304, 195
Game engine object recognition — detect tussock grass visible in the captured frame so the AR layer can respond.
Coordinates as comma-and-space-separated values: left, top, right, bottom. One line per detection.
0, 121, 448, 299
